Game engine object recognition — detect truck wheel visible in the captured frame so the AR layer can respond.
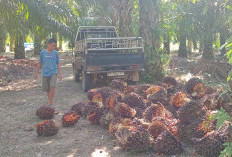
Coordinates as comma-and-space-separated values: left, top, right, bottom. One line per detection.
82, 71, 91, 92
73, 66, 80, 82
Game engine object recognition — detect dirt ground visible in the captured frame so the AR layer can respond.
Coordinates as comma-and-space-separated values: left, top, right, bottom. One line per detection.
0, 52, 197, 157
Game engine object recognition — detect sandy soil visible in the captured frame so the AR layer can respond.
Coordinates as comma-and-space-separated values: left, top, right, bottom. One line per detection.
0, 52, 196, 157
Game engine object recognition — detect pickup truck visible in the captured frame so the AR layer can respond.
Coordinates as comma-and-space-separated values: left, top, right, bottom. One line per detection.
73, 26, 145, 91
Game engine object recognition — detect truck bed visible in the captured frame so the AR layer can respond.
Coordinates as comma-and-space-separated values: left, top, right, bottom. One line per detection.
84, 52, 144, 73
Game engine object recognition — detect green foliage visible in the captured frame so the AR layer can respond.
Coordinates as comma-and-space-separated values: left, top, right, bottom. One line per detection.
212, 108, 232, 130
212, 108, 232, 157
226, 41, 232, 82
219, 143, 232, 157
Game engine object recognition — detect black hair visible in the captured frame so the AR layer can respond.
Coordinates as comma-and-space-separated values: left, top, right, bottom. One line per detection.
47, 38, 57, 44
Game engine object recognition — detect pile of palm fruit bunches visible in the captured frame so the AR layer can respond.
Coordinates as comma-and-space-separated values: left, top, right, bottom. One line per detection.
35, 77, 232, 157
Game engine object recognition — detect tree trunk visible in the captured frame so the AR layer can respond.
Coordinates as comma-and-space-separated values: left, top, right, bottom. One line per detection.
199, 41, 204, 53
0, 36, 6, 52
187, 40, 193, 54
10, 35, 15, 52
113, 0, 133, 37
202, 34, 214, 60
163, 34, 170, 54
34, 33, 42, 55
220, 29, 227, 56
14, 35, 25, 59
178, 35, 187, 58
139, 0, 163, 82
58, 34, 63, 51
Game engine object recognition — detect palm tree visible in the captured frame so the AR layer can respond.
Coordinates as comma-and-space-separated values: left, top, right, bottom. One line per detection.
139, 0, 164, 81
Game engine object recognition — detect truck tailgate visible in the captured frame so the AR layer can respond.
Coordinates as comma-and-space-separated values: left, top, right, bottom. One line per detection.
85, 52, 144, 73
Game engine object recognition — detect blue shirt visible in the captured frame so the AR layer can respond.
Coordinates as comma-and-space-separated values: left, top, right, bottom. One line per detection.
39, 50, 60, 77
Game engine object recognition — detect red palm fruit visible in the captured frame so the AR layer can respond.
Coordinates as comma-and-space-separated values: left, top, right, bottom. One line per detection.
222, 103, 232, 117
123, 92, 146, 109
88, 108, 108, 124
70, 102, 85, 115
163, 76, 177, 87
98, 87, 114, 105
199, 93, 219, 110
177, 101, 206, 123
92, 93, 104, 108
147, 87, 167, 104
62, 111, 80, 127
110, 79, 126, 92
87, 88, 98, 101
36, 106, 55, 120
205, 85, 217, 94
36, 120, 59, 136
146, 85, 162, 96
135, 84, 151, 99
106, 91, 124, 109
108, 118, 132, 134
216, 92, 232, 109
112, 103, 136, 119
197, 119, 216, 134
143, 104, 165, 122
154, 130, 183, 155
169, 92, 190, 109
193, 126, 230, 157
148, 119, 169, 139
99, 110, 113, 129
123, 92, 146, 118
81, 102, 98, 117
115, 124, 151, 151
185, 78, 206, 99
177, 120, 206, 144
125, 85, 137, 94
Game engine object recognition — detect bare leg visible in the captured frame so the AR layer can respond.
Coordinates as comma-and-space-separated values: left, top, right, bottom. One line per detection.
47, 87, 55, 105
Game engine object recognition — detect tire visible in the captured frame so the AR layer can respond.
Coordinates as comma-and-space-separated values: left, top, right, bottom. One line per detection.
82, 71, 91, 92
73, 66, 80, 82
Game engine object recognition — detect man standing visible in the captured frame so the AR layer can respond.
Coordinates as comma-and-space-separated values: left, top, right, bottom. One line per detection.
34, 38, 62, 107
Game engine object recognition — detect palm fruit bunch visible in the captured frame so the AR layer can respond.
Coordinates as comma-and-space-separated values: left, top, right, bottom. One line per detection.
216, 92, 232, 109
84, 77, 231, 154
197, 118, 216, 134
177, 119, 206, 144
109, 118, 132, 134
153, 130, 183, 155
163, 76, 177, 88
62, 111, 80, 127
36, 120, 59, 136
193, 126, 230, 157
36, 106, 55, 120
125, 85, 137, 94
185, 77, 206, 99
99, 110, 113, 129
106, 90, 124, 109
199, 92, 219, 110
115, 123, 151, 151
70, 102, 85, 115
88, 108, 109, 124
110, 79, 126, 92
143, 104, 165, 122
123, 92, 146, 118
87, 88, 99, 101
81, 102, 98, 117
177, 101, 206, 123
169, 92, 190, 110
146, 86, 167, 105
148, 118, 169, 139
135, 84, 150, 99
112, 103, 136, 119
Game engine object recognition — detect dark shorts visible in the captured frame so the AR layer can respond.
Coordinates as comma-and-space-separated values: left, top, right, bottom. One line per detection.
42, 74, 57, 92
